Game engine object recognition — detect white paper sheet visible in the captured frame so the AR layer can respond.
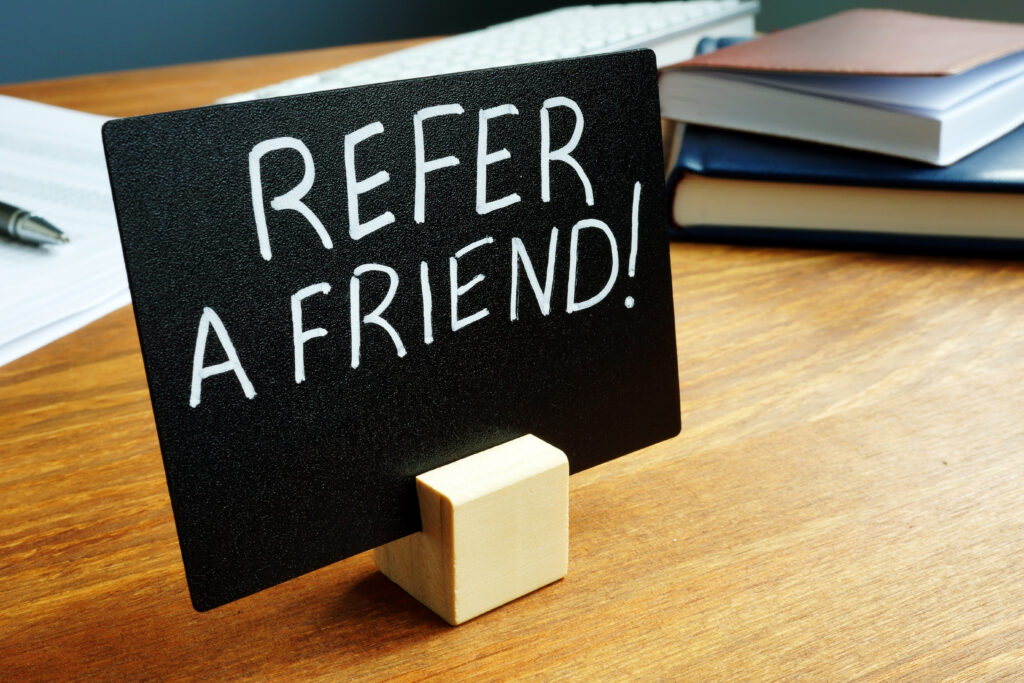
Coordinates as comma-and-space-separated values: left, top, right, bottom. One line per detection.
0, 95, 130, 367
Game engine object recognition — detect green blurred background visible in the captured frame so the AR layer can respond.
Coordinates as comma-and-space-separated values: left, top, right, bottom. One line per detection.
1, 0, 1022, 84
760, 0, 1024, 30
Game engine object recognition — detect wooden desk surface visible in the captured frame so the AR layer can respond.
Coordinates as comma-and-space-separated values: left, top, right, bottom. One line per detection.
3, 41, 1024, 681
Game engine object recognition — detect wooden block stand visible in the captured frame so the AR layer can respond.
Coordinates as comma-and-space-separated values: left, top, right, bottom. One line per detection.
374, 435, 569, 625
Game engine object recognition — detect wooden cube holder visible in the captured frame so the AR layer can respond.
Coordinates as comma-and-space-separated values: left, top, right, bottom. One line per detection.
373, 434, 569, 625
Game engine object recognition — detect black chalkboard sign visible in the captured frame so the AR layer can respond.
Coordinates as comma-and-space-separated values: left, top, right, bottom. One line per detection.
103, 50, 680, 612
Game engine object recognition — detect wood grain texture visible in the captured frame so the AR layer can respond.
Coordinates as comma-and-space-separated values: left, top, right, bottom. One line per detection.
3, 41, 1024, 681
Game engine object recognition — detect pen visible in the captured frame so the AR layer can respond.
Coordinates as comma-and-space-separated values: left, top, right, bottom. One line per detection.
0, 200, 69, 246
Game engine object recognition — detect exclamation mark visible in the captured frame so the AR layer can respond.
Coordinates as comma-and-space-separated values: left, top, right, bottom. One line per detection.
625, 181, 640, 309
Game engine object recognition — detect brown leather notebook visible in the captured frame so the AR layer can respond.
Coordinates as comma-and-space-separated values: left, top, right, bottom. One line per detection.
677, 9, 1024, 76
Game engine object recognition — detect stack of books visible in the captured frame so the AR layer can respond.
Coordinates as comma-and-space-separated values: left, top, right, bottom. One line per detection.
659, 10, 1024, 251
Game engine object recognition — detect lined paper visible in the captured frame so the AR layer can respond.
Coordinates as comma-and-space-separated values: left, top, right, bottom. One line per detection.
0, 95, 129, 367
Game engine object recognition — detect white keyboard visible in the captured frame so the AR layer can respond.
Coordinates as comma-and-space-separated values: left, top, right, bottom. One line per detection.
220, 1, 758, 103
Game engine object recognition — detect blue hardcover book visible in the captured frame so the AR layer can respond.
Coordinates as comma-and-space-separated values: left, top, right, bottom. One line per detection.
668, 124, 1024, 254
